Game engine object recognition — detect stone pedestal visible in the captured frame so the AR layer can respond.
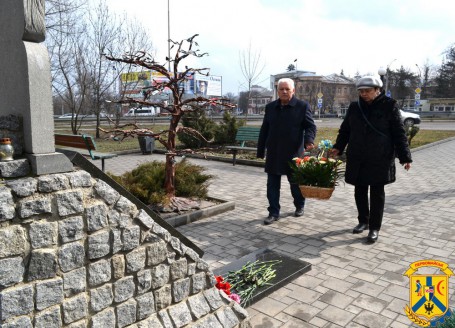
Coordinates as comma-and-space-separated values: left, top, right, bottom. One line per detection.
0, 0, 72, 175
27, 153, 74, 175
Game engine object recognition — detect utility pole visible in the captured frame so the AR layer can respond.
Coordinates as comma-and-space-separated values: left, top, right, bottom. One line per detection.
167, 0, 171, 72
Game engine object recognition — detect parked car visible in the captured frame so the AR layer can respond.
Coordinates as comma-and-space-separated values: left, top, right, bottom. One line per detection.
338, 109, 421, 127
82, 112, 108, 118
125, 107, 157, 116
58, 113, 73, 119
400, 110, 421, 126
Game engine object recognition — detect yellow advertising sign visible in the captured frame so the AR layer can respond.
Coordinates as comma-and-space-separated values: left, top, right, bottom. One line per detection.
120, 71, 151, 82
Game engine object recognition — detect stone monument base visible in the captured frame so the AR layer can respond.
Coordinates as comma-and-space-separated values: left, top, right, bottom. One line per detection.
26, 152, 73, 175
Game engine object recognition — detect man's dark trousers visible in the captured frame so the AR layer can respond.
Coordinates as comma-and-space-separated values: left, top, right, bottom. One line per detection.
267, 173, 305, 217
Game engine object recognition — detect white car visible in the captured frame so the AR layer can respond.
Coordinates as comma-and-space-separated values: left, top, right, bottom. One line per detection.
58, 113, 73, 119
400, 110, 421, 126
125, 107, 157, 116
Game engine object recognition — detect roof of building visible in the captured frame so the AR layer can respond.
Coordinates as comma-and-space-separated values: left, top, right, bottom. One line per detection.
322, 73, 355, 83
271, 71, 355, 84
271, 70, 317, 79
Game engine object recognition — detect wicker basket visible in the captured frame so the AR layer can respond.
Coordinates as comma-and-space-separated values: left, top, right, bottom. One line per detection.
299, 185, 335, 200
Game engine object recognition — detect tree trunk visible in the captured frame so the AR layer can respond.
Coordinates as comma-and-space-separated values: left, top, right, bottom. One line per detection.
164, 116, 179, 199
164, 153, 175, 198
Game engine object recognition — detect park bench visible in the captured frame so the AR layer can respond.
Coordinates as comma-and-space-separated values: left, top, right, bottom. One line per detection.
226, 126, 261, 165
55, 134, 117, 172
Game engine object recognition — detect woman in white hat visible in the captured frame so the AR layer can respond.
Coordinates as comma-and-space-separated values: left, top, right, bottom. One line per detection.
330, 75, 412, 243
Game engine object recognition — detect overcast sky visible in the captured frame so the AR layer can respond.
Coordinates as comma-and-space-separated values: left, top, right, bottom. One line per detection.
107, 0, 455, 94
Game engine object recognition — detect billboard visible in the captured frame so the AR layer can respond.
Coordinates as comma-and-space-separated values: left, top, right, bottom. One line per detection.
194, 73, 222, 97
119, 71, 222, 99
120, 71, 152, 100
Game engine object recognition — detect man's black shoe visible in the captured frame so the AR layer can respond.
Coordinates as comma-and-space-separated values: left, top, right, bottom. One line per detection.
294, 208, 304, 217
367, 230, 379, 243
353, 223, 369, 234
264, 215, 279, 225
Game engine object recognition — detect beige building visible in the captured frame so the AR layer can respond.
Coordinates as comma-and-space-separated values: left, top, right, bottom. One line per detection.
270, 71, 356, 116
420, 98, 455, 112
247, 85, 273, 114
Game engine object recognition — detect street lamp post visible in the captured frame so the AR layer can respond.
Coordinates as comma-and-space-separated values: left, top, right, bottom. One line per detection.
415, 64, 422, 110
378, 59, 397, 97
378, 67, 386, 93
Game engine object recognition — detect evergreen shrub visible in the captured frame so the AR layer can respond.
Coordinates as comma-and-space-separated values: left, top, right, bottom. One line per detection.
214, 111, 246, 145
108, 159, 213, 205
178, 109, 216, 148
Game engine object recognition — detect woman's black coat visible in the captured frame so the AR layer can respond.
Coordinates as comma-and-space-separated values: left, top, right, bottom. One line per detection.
333, 93, 412, 186
257, 96, 317, 175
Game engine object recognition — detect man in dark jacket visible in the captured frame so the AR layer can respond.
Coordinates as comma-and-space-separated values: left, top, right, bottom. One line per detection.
331, 76, 412, 243
257, 78, 317, 225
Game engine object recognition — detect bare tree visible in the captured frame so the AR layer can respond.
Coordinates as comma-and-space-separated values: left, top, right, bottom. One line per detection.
46, 0, 88, 126
46, 0, 154, 135
102, 35, 234, 207
45, 0, 86, 34
85, 1, 154, 137
239, 42, 265, 116
420, 61, 430, 99
48, 11, 91, 133
321, 83, 336, 114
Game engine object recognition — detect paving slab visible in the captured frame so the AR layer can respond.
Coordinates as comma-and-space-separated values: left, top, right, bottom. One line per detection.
90, 138, 455, 327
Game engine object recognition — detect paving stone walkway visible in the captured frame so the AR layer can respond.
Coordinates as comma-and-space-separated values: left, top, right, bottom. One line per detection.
94, 137, 455, 328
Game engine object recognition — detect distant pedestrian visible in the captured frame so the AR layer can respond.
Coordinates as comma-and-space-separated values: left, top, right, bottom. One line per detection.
257, 78, 317, 225
330, 75, 412, 243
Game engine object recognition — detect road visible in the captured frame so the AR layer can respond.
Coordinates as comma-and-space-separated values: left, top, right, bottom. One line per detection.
54, 117, 455, 132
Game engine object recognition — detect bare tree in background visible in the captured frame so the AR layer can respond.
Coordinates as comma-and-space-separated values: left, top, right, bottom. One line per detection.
239, 41, 265, 116
45, 0, 88, 133
419, 60, 434, 99
45, 0, 86, 34
47, 5, 89, 134
321, 83, 336, 114
85, 1, 154, 138
45, 0, 154, 135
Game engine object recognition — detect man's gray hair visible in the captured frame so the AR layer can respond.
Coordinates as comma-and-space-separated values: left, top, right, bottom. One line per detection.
277, 78, 295, 89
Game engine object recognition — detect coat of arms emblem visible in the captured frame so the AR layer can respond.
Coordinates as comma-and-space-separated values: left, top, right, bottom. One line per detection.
404, 260, 453, 327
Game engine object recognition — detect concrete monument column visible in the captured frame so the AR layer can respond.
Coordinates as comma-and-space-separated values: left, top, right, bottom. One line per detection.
0, 0, 72, 175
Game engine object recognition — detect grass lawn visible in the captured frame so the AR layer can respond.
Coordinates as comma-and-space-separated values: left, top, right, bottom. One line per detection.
313, 127, 455, 149
55, 123, 455, 153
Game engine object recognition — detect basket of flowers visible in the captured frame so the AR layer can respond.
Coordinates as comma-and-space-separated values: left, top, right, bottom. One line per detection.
291, 139, 344, 200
